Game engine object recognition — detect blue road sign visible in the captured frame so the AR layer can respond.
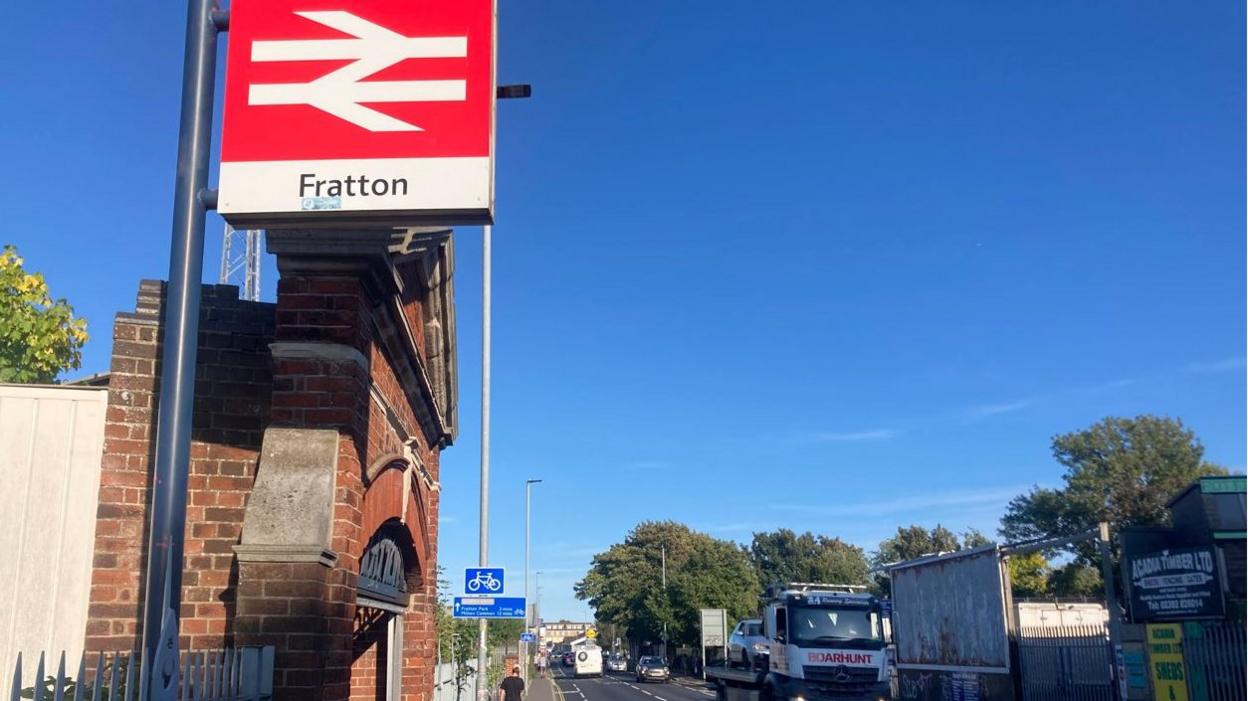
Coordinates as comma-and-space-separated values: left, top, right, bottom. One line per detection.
453, 596, 527, 619
520, 632, 537, 643
464, 567, 505, 594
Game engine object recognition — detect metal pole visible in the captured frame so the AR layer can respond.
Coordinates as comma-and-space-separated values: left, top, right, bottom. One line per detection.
660, 546, 667, 660
476, 224, 492, 701
1098, 522, 1126, 701
140, 2, 221, 699
523, 479, 542, 686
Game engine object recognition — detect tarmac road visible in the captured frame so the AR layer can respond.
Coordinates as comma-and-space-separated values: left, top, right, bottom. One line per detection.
551, 665, 717, 701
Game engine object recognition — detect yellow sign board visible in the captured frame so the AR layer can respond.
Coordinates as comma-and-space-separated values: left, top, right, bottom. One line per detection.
1146, 624, 1187, 701
586, 628, 597, 639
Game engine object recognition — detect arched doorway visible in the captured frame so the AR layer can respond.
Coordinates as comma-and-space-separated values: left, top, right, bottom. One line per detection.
354, 520, 420, 701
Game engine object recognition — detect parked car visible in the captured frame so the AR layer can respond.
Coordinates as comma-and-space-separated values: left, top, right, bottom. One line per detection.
728, 618, 769, 669
606, 654, 628, 673
635, 656, 669, 683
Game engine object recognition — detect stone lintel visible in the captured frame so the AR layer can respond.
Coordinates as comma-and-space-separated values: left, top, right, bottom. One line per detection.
270, 341, 369, 371
233, 544, 338, 567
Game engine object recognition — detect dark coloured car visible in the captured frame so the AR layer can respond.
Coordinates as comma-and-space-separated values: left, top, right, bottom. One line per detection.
635, 656, 669, 683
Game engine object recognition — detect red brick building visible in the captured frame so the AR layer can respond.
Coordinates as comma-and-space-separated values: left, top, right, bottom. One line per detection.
86, 229, 458, 701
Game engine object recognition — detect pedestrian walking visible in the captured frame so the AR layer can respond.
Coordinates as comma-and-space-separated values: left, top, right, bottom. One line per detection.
537, 654, 548, 679
499, 667, 525, 701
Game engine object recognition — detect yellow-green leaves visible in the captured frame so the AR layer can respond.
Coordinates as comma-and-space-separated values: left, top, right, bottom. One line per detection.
0, 244, 89, 383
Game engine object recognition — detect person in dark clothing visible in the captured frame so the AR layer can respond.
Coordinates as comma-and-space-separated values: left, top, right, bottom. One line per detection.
499, 667, 525, 701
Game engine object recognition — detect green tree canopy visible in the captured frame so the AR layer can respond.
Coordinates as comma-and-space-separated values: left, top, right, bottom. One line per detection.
0, 245, 88, 383
575, 521, 759, 648
872, 524, 963, 566
748, 529, 870, 588
872, 525, 992, 595
1001, 416, 1226, 560
1049, 563, 1103, 598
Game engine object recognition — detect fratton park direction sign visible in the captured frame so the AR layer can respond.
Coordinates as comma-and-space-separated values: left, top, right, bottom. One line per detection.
218, 0, 496, 226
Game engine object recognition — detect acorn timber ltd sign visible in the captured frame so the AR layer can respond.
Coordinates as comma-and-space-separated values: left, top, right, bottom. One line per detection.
218, 0, 496, 226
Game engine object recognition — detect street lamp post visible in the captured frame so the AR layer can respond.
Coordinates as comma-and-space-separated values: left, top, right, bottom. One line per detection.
524, 479, 542, 687
474, 83, 530, 701
660, 546, 667, 660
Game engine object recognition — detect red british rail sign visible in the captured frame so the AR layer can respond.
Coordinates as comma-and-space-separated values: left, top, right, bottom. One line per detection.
218, 0, 495, 226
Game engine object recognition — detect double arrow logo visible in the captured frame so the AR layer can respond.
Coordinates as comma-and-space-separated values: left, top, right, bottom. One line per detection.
249, 11, 467, 132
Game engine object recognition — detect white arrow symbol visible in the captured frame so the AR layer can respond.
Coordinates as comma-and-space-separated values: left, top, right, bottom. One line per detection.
249, 11, 467, 132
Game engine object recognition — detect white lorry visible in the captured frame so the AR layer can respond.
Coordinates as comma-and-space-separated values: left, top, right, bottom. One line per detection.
707, 584, 890, 701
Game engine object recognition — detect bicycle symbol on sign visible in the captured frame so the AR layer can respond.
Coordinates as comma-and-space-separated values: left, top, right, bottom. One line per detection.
467, 570, 503, 593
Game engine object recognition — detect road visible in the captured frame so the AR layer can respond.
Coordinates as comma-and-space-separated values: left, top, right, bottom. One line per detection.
550, 666, 716, 701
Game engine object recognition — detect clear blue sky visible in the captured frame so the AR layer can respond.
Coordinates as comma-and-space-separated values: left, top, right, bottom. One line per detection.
2, 2, 1243, 621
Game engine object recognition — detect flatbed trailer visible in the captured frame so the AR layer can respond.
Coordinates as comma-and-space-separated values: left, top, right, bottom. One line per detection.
704, 665, 765, 701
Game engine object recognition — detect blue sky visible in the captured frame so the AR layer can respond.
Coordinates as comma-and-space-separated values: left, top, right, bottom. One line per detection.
2, 2, 1244, 621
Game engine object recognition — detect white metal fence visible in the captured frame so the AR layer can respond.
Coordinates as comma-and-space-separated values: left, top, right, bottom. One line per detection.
433, 661, 477, 701
1018, 624, 1114, 701
8, 648, 273, 701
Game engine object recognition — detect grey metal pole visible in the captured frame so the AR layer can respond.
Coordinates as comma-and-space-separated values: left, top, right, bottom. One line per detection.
476, 224, 492, 701
523, 479, 542, 687
140, 2, 222, 699
660, 546, 667, 660
1097, 522, 1126, 701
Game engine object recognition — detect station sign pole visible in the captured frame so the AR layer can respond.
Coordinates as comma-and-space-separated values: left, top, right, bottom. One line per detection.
140, 1, 227, 699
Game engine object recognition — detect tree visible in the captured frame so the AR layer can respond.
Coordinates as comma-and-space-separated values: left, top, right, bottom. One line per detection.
872, 524, 963, 566
488, 618, 526, 652
1001, 415, 1227, 560
1049, 563, 1102, 598
1005, 552, 1051, 598
575, 521, 759, 649
0, 245, 88, 383
435, 570, 479, 701
961, 528, 992, 549
872, 525, 990, 595
748, 529, 870, 588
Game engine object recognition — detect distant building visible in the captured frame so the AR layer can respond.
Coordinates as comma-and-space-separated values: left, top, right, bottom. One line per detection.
540, 620, 594, 648
1166, 475, 1247, 609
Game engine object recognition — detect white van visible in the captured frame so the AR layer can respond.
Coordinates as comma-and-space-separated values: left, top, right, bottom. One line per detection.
573, 645, 603, 678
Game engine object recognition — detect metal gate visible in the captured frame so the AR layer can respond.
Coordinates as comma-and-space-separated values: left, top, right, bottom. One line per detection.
1182, 622, 1246, 701
1018, 624, 1115, 701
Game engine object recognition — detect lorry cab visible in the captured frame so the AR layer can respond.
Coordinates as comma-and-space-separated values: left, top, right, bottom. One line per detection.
762, 583, 888, 701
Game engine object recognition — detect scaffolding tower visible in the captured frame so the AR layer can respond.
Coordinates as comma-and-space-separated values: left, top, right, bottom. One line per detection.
220, 224, 263, 301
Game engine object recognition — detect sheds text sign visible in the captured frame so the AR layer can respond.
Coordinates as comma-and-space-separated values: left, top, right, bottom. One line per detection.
1128, 545, 1223, 621
219, 0, 495, 226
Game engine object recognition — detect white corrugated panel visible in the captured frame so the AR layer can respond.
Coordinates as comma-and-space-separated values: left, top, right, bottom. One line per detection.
0, 383, 108, 672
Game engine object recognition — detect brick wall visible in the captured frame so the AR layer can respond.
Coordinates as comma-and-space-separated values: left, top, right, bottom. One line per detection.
88, 233, 453, 701
88, 281, 275, 653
